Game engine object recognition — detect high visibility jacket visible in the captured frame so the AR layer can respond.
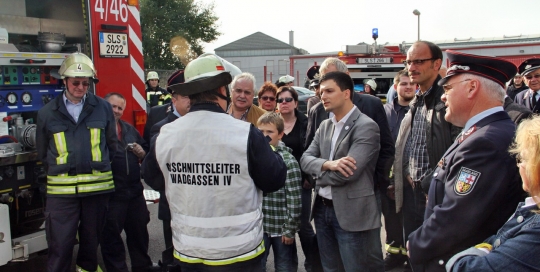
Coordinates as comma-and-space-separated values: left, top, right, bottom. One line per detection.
155, 110, 264, 265
36, 92, 118, 197
145, 86, 170, 107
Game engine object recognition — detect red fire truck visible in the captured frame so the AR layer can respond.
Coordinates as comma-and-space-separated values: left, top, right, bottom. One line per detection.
338, 41, 408, 102
0, 0, 145, 265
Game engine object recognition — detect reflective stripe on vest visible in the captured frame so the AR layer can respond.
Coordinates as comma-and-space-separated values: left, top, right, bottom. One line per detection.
174, 241, 265, 266
53, 132, 68, 165
89, 128, 102, 161
47, 171, 114, 195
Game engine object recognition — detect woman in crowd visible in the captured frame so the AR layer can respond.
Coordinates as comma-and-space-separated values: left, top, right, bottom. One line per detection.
258, 82, 278, 112
276, 86, 321, 271
446, 116, 540, 271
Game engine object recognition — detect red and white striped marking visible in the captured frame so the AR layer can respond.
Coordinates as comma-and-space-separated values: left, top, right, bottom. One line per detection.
128, 5, 146, 112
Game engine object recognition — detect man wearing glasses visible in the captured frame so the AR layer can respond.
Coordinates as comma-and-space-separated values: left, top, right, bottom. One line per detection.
393, 41, 460, 271
514, 59, 540, 113
407, 50, 523, 272
227, 72, 266, 126
36, 53, 118, 272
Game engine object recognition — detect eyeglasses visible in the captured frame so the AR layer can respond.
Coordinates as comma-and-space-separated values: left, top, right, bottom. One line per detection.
442, 79, 471, 94
69, 79, 91, 87
260, 96, 276, 102
525, 74, 540, 80
404, 58, 436, 66
233, 89, 253, 96
277, 97, 294, 103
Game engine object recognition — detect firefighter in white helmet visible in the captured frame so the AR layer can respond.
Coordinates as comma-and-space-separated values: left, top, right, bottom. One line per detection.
364, 79, 378, 96
146, 71, 171, 107
36, 52, 118, 272
142, 53, 287, 271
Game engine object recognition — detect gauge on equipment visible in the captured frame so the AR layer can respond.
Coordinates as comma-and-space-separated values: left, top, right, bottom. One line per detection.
22, 92, 32, 105
6, 92, 18, 106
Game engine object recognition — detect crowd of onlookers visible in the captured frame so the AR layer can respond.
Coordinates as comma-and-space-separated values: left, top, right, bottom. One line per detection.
39, 42, 540, 272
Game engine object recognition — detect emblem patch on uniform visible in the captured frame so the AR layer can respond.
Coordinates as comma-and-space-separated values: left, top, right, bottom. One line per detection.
454, 167, 481, 195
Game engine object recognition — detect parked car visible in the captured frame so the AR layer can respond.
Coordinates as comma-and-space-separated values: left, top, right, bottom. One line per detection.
253, 86, 314, 115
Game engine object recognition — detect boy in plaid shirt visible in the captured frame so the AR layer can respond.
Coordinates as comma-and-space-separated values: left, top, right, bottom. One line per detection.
257, 112, 302, 272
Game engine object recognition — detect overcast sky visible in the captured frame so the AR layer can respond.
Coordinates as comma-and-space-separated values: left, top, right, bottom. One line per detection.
199, 0, 539, 54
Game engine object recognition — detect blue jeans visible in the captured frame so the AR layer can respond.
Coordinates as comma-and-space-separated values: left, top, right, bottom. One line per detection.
262, 233, 297, 272
313, 199, 384, 272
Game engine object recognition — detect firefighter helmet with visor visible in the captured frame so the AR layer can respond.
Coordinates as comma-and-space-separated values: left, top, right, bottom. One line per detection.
58, 53, 97, 81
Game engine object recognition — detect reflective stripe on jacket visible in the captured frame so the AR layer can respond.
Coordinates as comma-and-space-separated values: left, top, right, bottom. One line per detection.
36, 91, 118, 197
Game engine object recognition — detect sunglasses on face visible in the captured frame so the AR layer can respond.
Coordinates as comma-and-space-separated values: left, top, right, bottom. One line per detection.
277, 97, 294, 103
260, 96, 275, 101
70, 80, 91, 87
525, 74, 540, 80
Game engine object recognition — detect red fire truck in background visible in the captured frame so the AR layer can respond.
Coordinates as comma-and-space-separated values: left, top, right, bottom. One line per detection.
338, 30, 408, 102
0, 0, 145, 265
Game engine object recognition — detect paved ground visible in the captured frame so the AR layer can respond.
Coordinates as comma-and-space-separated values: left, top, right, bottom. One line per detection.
0, 189, 408, 272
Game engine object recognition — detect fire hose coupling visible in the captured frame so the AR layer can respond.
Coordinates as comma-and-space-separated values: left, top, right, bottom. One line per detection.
0, 194, 14, 203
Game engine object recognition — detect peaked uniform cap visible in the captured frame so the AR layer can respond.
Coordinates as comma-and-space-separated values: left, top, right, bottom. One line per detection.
166, 70, 185, 94
438, 50, 517, 89
307, 65, 321, 80
518, 58, 540, 76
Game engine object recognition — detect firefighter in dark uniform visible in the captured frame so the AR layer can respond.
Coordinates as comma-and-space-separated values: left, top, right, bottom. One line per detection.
142, 53, 287, 271
407, 51, 524, 272
146, 71, 171, 107
36, 53, 118, 272
513, 58, 540, 113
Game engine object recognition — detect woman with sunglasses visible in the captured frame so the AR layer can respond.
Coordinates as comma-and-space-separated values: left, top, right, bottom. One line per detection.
446, 116, 540, 271
258, 82, 278, 112
276, 86, 319, 271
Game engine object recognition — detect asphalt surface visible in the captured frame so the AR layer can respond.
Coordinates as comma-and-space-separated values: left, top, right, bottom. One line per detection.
0, 189, 407, 272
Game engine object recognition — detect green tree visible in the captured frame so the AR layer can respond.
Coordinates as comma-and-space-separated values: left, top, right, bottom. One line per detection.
140, 0, 220, 70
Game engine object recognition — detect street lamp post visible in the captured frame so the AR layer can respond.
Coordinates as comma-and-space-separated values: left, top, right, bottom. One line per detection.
413, 9, 421, 41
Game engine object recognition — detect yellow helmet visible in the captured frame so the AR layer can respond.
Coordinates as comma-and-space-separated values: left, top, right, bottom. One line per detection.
58, 53, 97, 79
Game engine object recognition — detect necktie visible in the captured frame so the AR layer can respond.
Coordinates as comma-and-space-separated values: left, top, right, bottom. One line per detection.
532, 92, 538, 110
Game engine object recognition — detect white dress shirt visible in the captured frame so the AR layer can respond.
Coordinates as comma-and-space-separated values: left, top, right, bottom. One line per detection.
319, 105, 357, 199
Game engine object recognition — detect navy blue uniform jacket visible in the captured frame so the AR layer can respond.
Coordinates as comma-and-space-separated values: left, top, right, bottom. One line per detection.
408, 111, 523, 272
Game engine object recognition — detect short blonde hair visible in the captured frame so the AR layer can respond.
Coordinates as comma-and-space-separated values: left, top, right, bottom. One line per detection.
510, 116, 540, 208
257, 112, 284, 134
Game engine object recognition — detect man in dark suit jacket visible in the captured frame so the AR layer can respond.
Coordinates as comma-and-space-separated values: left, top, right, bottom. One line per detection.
504, 96, 532, 125
407, 51, 523, 272
301, 71, 383, 271
514, 58, 540, 114
143, 103, 171, 144
143, 70, 188, 270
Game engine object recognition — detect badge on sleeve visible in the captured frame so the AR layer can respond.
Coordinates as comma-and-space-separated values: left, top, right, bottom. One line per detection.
454, 167, 481, 195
